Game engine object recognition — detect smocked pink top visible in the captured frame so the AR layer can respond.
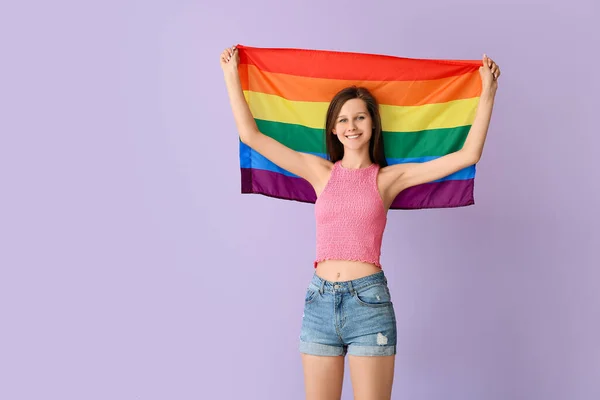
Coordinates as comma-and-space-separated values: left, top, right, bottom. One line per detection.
314, 160, 388, 268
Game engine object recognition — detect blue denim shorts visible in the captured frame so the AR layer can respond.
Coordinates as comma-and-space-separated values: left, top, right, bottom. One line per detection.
299, 270, 397, 357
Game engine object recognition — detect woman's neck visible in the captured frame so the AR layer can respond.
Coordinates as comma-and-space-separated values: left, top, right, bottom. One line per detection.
340, 151, 372, 169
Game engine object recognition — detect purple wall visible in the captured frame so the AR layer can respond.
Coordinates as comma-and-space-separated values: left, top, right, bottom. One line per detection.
2, 0, 598, 399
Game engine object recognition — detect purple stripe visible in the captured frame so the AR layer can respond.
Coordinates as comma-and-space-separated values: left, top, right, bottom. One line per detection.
389, 178, 474, 209
241, 168, 474, 209
241, 168, 317, 203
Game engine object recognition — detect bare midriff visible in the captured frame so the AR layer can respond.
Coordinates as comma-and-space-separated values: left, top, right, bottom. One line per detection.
315, 259, 382, 282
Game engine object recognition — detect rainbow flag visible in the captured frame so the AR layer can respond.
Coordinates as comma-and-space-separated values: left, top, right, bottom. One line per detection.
237, 44, 483, 209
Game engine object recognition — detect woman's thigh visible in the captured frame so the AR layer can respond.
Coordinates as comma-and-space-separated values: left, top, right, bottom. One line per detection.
348, 354, 395, 400
301, 354, 345, 400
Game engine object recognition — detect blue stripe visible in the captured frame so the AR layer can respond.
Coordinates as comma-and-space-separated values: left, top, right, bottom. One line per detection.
239, 142, 475, 182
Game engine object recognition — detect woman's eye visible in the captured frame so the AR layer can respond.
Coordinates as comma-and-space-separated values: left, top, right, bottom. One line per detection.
358, 116, 365, 120
339, 118, 347, 123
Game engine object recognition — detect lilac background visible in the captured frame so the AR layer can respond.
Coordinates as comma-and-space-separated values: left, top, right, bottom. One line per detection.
1, 0, 598, 399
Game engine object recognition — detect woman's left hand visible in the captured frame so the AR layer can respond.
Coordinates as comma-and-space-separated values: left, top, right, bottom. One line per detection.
479, 54, 501, 93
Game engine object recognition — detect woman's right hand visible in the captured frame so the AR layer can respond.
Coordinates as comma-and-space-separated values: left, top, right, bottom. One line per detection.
220, 45, 239, 73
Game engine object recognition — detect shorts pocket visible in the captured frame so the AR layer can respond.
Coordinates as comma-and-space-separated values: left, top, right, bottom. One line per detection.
353, 283, 392, 308
304, 284, 320, 304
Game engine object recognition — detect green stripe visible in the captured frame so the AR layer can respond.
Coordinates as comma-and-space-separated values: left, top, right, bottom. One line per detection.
255, 119, 470, 159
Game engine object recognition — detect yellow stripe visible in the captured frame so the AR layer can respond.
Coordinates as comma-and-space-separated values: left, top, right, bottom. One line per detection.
244, 91, 479, 132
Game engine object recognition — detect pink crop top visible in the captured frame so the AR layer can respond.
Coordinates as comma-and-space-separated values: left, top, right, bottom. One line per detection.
314, 160, 388, 268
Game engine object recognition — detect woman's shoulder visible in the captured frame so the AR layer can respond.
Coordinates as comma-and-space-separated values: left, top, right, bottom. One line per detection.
377, 163, 408, 192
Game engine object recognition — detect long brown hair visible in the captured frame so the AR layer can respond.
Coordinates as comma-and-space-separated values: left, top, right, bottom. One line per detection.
324, 86, 387, 167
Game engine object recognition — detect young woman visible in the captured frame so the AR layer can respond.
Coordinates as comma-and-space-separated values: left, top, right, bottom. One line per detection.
220, 45, 500, 400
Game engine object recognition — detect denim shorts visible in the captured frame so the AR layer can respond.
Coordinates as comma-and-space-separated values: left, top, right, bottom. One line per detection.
299, 270, 397, 357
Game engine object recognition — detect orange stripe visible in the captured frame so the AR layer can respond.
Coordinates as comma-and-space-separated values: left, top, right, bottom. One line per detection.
237, 44, 482, 81
240, 64, 481, 106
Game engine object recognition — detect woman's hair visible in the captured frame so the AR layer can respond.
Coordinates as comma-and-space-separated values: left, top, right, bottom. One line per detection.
324, 86, 387, 167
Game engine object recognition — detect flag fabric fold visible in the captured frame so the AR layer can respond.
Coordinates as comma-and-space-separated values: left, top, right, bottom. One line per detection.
236, 44, 483, 209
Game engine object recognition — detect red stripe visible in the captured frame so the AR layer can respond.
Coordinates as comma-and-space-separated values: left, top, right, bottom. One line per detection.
237, 44, 481, 81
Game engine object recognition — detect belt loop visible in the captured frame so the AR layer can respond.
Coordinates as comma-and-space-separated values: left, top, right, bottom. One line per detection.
347, 280, 355, 296
319, 279, 325, 295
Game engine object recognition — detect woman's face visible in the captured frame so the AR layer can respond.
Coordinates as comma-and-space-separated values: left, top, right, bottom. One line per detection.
332, 98, 373, 150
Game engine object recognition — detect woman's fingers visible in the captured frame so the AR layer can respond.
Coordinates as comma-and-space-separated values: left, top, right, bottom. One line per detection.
491, 62, 500, 79
224, 46, 237, 62
485, 55, 501, 80
221, 51, 231, 64
220, 46, 239, 68
221, 46, 235, 61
